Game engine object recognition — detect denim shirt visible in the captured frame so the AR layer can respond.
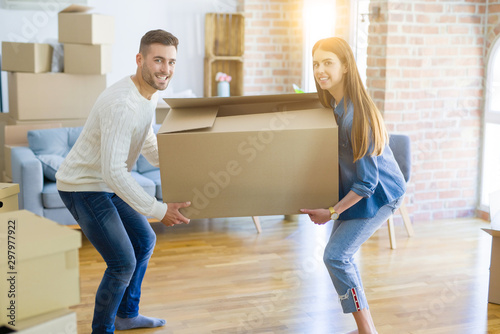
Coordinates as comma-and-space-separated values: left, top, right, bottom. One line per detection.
334, 98, 406, 220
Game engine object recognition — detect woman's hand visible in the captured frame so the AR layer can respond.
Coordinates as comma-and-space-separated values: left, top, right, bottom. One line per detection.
300, 208, 331, 225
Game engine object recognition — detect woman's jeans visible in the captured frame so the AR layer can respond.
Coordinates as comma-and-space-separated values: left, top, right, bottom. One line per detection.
323, 197, 403, 313
59, 191, 156, 334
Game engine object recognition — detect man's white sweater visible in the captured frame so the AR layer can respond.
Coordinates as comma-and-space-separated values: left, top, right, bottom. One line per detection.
56, 76, 168, 220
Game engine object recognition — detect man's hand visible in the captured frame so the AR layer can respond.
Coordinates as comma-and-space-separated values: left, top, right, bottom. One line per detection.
161, 202, 191, 227
300, 208, 331, 225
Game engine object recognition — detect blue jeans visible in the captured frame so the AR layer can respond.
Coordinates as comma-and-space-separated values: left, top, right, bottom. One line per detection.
59, 191, 156, 334
323, 197, 403, 313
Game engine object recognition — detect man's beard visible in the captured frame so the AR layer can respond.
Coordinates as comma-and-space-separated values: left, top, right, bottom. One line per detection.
142, 66, 169, 91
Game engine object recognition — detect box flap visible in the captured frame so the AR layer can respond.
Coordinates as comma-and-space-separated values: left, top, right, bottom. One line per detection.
0, 183, 20, 198
159, 106, 219, 133
59, 4, 93, 14
0, 210, 81, 263
159, 93, 321, 134
163, 92, 318, 109
483, 228, 500, 237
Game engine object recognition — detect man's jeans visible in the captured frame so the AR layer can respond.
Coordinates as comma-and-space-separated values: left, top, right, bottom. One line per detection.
323, 197, 403, 313
59, 191, 156, 334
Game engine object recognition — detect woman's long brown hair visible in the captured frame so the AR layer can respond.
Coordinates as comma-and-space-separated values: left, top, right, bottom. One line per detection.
313, 37, 388, 162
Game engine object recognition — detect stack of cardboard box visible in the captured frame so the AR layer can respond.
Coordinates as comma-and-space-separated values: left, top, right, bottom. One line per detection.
0, 185, 81, 333
0, 209, 81, 333
59, 4, 114, 75
0, 4, 114, 181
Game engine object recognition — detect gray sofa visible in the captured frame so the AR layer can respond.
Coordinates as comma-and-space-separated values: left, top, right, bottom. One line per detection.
11, 125, 163, 226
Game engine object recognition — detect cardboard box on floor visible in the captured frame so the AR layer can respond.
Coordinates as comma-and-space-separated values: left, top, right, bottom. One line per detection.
58, 4, 114, 45
484, 189, 500, 304
0, 210, 81, 325
64, 43, 112, 74
3, 123, 62, 180
1, 42, 53, 73
483, 228, 500, 304
0, 183, 20, 213
8, 72, 106, 121
158, 93, 338, 219
0, 308, 76, 334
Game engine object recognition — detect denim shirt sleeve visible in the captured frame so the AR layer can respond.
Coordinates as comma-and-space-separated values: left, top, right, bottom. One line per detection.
352, 153, 379, 198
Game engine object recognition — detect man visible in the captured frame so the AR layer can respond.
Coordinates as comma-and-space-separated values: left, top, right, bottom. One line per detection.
56, 30, 190, 333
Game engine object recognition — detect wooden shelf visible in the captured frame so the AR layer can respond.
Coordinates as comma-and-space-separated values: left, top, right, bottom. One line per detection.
204, 13, 244, 97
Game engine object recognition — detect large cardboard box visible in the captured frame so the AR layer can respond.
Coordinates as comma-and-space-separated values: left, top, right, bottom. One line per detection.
64, 43, 112, 74
0, 308, 76, 333
483, 229, 500, 304
0, 210, 81, 325
0, 183, 19, 212
3, 123, 62, 180
158, 93, 338, 219
7, 72, 106, 120
1, 42, 53, 73
484, 190, 500, 304
58, 4, 114, 45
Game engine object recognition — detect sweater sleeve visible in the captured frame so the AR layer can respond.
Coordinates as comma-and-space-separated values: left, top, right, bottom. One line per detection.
141, 126, 160, 168
100, 106, 167, 220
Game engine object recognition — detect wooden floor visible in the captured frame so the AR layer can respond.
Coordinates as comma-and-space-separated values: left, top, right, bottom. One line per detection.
71, 215, 500, 334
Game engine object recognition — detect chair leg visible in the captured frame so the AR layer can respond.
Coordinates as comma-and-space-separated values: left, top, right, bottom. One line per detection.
252, 216, 262, 234
387, 216, 396, 249
398, 201, 414, 237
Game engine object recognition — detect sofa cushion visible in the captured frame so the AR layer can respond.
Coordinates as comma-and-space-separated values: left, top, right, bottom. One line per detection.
142, 169, 162, 200
28, 127, 83, 156
28, 127, 84, 181
36, 154, 65, 182
42, 182, 65, 209
136, 155, 157, 174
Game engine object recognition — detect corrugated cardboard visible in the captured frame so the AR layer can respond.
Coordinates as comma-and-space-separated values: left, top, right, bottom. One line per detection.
7, 72, 106, 120
0, 308, 76, 333
58, 4, 114, 45
1, 42, 53, 73
3, 123, 62, 179
0, 183, 19, 212
483, 228, 500, 304
64, 43, 112, 74
157, 93, 338, 219
0, 210, 81, 324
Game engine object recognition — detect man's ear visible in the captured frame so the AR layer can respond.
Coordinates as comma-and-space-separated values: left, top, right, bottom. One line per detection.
136, 53, 143, 67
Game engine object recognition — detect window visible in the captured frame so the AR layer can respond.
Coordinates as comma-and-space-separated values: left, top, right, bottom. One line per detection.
302, 0, 336, 93
480, 37, 500, 208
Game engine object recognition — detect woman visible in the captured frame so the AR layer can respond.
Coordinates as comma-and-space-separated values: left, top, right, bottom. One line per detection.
300, 37, 406, 334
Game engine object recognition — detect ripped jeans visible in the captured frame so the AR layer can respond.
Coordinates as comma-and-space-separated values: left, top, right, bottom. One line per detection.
323, 197, 403, 313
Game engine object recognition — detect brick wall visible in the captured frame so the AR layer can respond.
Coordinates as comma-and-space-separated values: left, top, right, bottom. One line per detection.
486, 1, 500, 53
242, 0, 303, 95
367, 0, 487, 221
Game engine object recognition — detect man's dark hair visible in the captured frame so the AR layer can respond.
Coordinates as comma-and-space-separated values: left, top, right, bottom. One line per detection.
139, 29, 179, 54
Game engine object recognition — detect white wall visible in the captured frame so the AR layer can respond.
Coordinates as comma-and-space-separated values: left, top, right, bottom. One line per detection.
0, 0, 239, 112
